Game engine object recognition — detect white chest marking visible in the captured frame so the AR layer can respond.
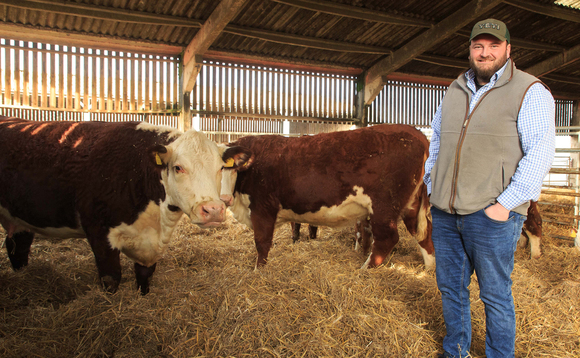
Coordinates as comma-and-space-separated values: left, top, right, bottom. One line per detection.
107, 201, 182, 267
229, 193, 253, 229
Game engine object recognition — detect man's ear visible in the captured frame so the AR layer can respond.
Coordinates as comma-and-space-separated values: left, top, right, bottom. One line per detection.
222, 145, 254, 171
150, 144, 173, 169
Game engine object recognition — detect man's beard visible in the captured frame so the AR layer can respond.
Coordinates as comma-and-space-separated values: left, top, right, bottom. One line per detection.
469, 52, 509, 84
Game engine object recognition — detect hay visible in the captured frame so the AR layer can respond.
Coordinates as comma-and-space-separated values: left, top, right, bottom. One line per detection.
0, 210, 578, 358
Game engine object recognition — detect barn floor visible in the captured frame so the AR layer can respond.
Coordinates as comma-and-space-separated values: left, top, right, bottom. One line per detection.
0, 211, 578, 358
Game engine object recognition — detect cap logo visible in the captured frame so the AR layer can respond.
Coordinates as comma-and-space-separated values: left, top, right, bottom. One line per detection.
479, 22, 500, 30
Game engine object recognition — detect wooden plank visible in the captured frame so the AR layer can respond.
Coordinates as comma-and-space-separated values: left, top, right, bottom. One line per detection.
151, 56, 157, 111
270, 0, 431, 27
542, 189, 580, 198
224, 24, 392, 55
143, 55, 147, 111
91, 50, 97, 111
58, 46, 64, 109
0, 0, 201, 28
67, 50, 74, 109
171, 59, 176, 110
505, 0, 580, 23
75, 49, 81, 110
99, 53, 105, 111
160, 59, 166, 111
217, 65, 223, 113
14, 43, 20, 106
525, 44, 580, 78
5, 42, 12, 106
23, 44, 29, 106
31, 43, 38, 107
41, 44, 47, 108
115, 53, 121, 111
137, 56, 143, 111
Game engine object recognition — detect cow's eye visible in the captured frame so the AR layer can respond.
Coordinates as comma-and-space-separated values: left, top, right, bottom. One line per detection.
174, 165, 185, 173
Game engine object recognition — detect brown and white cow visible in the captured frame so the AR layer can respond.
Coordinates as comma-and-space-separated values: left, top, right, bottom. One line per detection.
294, 202, 543, 260
0, 117, 250, 294
518, 201, 542, 259
221, 124, 435, 269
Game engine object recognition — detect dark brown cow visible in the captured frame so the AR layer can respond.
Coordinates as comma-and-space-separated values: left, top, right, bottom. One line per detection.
222, 124, 435, 269
518, 201, 542, 259
0, 117, 250, 294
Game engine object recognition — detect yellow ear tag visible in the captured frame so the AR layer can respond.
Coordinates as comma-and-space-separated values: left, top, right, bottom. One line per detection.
155, 153, 163, 166
224, 157, 235, 168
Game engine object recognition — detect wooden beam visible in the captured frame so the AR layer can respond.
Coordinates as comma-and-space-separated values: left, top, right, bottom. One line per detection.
504, 0, 580, 23
0, 0, 202, 27
204, 50, 363, 76
0, 22, 182, 55
363, 0, 504, 105
456, 29, 565, 52
182, 0, 248, 93
543, 73, 580, 86
270, 0, 434, 27
180, 0, 248, 132
525, 43, 580, 77
416, 54, 468, 68
223, 24, 393, 54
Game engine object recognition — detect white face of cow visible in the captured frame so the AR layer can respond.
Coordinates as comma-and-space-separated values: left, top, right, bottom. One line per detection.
220, 168, 238, 207
157, 130, 226, 227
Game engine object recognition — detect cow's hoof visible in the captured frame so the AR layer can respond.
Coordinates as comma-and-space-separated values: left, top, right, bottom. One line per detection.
137, 282, 150, 295
101, 275, 120, 293
9, 259, 29, 271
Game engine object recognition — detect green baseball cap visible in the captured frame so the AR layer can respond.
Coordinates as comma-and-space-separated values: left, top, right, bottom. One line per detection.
470, 18, 510, 43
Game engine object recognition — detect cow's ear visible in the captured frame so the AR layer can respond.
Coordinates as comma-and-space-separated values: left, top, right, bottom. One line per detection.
222, 145, 253, 172
150, 144, 172, 168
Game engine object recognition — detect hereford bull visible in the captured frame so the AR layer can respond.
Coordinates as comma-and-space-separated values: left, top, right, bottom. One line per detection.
221, 124, 435, 269
0, 117, 250, 294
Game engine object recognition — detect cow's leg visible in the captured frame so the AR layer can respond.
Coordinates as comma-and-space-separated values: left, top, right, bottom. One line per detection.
308, 225, 318, 240
86, 235, 122, 293
355, 219, 373, 255
135, 262, 156, 295
252, 211, 277, 268
5, 231, 35, 270
361, 219, 399, 269
401, 187, 435, 270
291, 222, 301, 243
517, 230, 530, 250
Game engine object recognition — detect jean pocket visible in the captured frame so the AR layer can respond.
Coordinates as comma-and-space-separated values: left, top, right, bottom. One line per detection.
481, 208, 515, 224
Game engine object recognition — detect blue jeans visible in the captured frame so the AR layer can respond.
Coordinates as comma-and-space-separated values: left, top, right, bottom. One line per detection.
431, 206, 526, 358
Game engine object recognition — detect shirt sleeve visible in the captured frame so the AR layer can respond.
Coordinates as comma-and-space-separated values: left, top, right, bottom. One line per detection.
496, 82, 556, 211
423, 102, 443, 196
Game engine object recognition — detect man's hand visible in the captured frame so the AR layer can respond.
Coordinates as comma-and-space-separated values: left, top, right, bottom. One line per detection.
484, 202, 510, 221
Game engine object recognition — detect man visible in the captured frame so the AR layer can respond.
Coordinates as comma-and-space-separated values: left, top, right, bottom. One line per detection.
424, 19, 555, 358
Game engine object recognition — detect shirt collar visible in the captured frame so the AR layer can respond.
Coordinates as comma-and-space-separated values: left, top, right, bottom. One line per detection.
464, 59, 509, 93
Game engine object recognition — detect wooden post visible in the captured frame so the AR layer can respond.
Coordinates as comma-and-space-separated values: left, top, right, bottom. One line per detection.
354, 74, 367, 127
569, 100, 580, 250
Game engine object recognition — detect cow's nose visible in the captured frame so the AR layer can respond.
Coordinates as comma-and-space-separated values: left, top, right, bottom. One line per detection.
220, 194, 234, 207
200, 201, 226, 223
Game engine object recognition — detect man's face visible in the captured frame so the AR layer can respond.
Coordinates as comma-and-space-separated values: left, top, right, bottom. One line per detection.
469, 34, 511, 85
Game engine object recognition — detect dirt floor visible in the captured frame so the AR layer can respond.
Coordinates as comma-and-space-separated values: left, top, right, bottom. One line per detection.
0, 206, 578, 358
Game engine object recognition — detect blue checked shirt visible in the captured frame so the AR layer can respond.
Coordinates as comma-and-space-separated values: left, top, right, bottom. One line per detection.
424, 61, 556, 211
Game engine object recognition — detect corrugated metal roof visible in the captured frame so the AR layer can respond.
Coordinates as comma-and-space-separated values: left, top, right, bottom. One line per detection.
0, 0, 578, 98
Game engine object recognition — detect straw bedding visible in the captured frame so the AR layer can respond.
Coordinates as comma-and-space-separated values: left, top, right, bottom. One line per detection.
0, 199, 578, 357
